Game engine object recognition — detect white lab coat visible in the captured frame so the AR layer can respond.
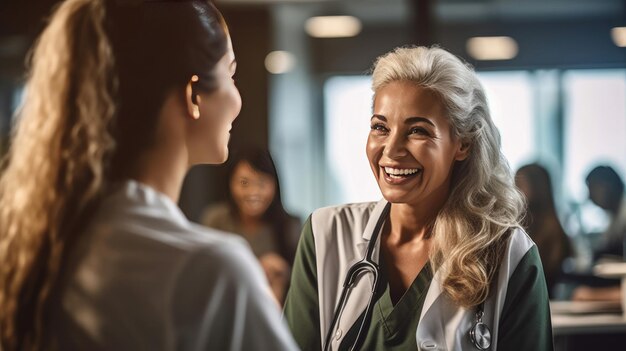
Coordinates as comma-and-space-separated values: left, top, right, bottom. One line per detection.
48, 180, 298, 351
310, 200, 534, 351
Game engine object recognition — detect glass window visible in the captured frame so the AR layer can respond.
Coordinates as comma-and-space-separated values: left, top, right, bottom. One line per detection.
563, 69, 626, 202
477, 71, 536, 171
563, 69, 626, 233
324, 76, 380, 206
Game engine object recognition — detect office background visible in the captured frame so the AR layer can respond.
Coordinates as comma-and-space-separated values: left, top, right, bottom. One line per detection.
0, 0, 624, 235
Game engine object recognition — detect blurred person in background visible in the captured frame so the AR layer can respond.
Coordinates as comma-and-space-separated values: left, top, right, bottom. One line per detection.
0, 0, 297, 350
585, 165, 626, 260
570, 165, 625, 303
201, 147, 300, 304
515, 163, 573, 298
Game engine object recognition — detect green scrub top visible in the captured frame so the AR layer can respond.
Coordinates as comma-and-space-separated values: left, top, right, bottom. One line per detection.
283, 218, 554, 351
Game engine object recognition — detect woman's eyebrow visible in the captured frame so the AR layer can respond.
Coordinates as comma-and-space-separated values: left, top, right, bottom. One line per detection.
405, 116, 435, 126
371, 114, 435, 127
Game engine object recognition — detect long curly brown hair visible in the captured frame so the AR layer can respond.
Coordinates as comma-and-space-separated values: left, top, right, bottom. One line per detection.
0, 0, 228, 349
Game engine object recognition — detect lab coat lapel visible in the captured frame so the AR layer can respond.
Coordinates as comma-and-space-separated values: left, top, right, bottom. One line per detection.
416, 269, 474, 350
361, 199, 389, 241
331, 199, 388, 350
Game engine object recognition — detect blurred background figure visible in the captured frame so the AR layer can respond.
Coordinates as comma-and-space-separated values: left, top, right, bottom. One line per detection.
569, 165, 625, 303
585, 165, 626, 260
201, 147, 301, 304
516, 163, 573, 298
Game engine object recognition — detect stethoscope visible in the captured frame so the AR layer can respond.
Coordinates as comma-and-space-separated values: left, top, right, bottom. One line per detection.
322, 202, 492, 351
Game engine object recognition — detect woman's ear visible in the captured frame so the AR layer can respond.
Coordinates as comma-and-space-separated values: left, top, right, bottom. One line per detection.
185, 75, 200, 119
455, 140, 470, 161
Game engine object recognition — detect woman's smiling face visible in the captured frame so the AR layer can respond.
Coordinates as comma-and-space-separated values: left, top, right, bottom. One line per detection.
366, 80, 469, 207
230, 161, 276, 219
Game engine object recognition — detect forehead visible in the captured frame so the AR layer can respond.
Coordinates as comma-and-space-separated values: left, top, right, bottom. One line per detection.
233, 161, 272, 179
373, 80, 446, 119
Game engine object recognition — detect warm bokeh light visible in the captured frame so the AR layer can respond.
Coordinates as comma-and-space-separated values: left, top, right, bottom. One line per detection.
611, 27, 626, 47
305, 16, 362, 38
264, 50, 296, 74
466, 36, 519, 61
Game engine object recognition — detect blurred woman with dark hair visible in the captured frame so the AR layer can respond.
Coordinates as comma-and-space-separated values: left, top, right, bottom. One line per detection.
515, 163, 573, 297
202, 147, 300, 304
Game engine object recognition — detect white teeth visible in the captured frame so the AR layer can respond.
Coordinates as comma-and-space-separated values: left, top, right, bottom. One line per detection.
384, 167, 420, 176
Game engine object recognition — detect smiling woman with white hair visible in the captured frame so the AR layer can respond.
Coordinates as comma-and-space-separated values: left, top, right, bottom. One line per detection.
284, 46, 553, 351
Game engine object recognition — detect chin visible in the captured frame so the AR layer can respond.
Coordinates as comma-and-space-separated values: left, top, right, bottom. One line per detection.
380, 188, 413, 204
216, 150, 229, 164
208, 145, 229, 165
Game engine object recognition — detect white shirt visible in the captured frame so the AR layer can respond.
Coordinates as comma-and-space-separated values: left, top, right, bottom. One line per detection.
48, 180, 298, 351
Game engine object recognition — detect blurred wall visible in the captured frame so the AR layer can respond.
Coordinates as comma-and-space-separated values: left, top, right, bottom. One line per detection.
267, 0, 626, 219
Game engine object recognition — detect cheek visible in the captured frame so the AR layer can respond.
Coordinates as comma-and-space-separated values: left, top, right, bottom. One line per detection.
232, 88, 242, 113
230, 184, 245, 201
365, 135, 379, 163
202, 85, 240, 121
223, 84, 242, 117
365, 137, 379, 174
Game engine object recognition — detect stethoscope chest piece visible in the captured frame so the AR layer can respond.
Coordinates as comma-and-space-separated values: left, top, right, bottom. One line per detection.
469, 307, 491, 350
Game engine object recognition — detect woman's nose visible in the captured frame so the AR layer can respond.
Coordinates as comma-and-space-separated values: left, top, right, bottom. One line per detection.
383, 131, 408, 159
244, 180, 267, 194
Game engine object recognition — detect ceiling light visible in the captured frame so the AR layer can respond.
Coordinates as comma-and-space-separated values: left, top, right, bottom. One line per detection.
265, 51, 296, 74
611, 27, 626, 47
466, 36, 518, 61
305, 16, 362, 38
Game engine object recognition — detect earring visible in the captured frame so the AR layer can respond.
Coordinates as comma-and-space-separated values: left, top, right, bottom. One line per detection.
192, 104, 200, 119
190, 74, 200, 119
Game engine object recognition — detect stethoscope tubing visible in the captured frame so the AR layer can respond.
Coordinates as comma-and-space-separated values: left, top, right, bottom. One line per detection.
322, 203, 391, 351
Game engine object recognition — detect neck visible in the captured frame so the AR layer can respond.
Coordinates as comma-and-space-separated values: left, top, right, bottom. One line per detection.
239, 212, 263, 232
130, 144, 188, 203
387, 190, 449, 244
387, 204, 435, 244
128, 92, 191, 203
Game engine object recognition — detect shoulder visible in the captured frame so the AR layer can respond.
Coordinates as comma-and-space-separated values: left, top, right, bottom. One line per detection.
170, 229, 300, 350
310, 201, 379, 233
186, 222, 250, 254
496, 226, 546, 299
200, 202, 234, 227
504, 228, 544, 285
183, 228, 258, 278
172, 225, 265, 300
494, 226, 537, 280
312, 201, 379, 218
308, 201, 383, 267
506, 227, 535, 256
93, 196, 250, 264
203, 202, 231, 216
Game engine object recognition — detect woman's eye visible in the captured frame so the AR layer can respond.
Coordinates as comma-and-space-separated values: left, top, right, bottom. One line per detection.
409, 127, 431, 136
370, 123, 388, 133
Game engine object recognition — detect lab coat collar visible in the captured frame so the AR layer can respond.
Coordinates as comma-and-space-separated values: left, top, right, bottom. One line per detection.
107, 180, 191, 229
361, 199, 389, 241
355, 199, 389, 264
